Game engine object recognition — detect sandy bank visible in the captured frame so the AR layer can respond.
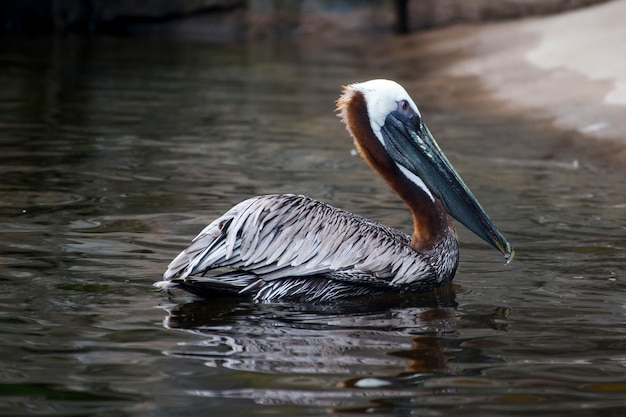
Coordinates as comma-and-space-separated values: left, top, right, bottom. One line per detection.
423, 0, 626, 144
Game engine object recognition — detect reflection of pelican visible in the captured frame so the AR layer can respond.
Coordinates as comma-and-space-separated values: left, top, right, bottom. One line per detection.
155, 79, 513, 302
159, 290, 458, 376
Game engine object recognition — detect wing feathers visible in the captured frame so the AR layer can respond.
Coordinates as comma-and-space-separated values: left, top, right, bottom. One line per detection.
161, 194, 437, 298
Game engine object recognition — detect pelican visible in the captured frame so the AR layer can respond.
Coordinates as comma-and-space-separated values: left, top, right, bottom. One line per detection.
155, 79, 514, 302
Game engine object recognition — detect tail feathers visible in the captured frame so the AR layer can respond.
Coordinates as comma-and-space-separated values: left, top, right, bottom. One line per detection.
155, 272, 260, 298
153, 280, 179, 290
163, 216, 235, 280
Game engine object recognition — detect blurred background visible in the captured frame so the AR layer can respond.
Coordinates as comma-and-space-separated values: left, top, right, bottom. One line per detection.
0, 0, 610, 39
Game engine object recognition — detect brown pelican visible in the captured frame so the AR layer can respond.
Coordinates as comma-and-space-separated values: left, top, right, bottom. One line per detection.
155, 79, 514, 302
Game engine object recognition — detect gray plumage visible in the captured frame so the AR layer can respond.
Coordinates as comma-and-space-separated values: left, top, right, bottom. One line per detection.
157, 194, 458, 302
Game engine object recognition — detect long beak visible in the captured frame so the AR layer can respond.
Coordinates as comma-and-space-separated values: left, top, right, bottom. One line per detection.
382, 113, 514, 263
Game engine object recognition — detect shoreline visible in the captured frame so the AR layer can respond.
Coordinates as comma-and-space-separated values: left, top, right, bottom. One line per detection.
373, 0, 626, 164
408, 0, 626, 155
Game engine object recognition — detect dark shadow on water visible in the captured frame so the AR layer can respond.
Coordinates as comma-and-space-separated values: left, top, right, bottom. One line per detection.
160, 284, 458, 330
153, 286, 502, 415
156, 286, 460, 388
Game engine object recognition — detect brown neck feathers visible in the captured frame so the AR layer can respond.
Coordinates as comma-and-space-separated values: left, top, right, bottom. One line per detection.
337, 87, 449, 252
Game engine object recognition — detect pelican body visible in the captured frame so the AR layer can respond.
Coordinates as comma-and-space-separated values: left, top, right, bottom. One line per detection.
155, 79, 513, 302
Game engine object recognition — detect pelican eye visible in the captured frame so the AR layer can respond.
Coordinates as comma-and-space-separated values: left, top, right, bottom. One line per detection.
398, 99, 410, 115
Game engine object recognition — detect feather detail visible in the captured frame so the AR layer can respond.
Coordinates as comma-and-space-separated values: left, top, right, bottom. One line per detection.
158, 194, 458, 302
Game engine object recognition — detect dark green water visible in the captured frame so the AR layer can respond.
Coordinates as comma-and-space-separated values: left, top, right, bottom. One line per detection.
0, 35, 624, 417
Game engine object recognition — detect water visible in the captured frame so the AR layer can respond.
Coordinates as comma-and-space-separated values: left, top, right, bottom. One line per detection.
0, 34, 625, 417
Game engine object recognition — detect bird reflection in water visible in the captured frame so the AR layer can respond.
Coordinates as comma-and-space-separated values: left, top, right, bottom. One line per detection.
158, 288, 459, 405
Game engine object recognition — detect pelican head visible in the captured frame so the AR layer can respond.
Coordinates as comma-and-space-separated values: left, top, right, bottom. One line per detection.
338, 79, 514, 262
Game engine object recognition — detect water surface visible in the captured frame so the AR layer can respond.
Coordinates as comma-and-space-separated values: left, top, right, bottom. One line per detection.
0, 35, 625, 417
